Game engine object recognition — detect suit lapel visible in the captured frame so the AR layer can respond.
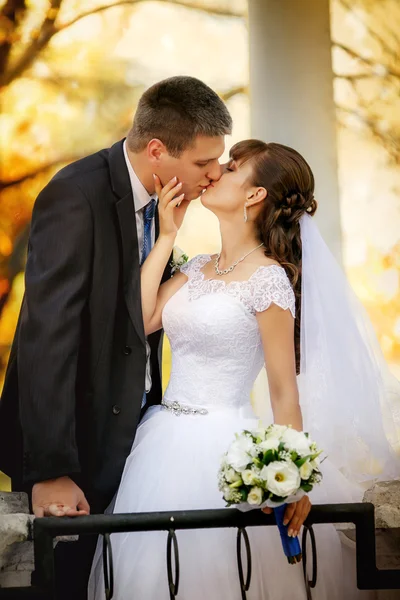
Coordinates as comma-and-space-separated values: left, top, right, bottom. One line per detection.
116, 195, 145, 346
109, 140, 145, 348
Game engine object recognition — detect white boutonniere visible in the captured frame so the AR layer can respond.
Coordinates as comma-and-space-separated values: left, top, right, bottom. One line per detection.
170, 246, 189, 275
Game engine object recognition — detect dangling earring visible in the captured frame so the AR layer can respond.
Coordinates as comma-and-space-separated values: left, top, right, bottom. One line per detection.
244, 194, 254, 223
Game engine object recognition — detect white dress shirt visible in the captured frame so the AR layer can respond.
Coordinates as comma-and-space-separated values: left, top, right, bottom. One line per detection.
123, 140, 157, 394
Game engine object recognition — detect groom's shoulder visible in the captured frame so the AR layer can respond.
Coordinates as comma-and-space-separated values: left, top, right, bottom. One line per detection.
51, 145, 112, 192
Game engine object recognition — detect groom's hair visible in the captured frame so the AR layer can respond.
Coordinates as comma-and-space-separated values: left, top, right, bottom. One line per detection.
127, 76, 232, 157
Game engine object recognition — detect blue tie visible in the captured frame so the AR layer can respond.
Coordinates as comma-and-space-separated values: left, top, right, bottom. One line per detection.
140, 198, 156, 410
140, 198, 157, 266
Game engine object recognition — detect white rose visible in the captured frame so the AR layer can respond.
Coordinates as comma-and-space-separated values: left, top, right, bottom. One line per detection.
247, 486, 264, 506
172, 246, 186, 263
226, 435, 254, 471
281, 428, 311, 457
225, 468, 242, 484
264, 461, 301, 498
242, 469, 257, 485
268, 424, 289, 439
250, 425, 267, 441
259, 437, 280, 452
299, 461, 313, 480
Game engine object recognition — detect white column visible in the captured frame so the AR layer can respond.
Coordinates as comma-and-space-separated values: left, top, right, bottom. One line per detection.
248, 0, 342, 259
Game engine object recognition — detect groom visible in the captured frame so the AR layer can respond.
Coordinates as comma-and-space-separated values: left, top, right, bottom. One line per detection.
0, 75, 231, 598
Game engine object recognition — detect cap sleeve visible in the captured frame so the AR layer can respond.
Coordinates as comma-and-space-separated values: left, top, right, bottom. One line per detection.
179, 254, 211, 279
251, 265, 296, 318
179, 257, 193, 277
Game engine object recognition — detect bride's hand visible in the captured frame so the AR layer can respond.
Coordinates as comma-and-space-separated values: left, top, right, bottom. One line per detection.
153, 174, 190, 237
262, 495, 311, 538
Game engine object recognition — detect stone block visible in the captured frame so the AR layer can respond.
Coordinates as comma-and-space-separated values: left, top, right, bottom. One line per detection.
0, 514, 33, 565
0, 542, 33, 588
364, 481, 400, 529
0, 492, 29, 516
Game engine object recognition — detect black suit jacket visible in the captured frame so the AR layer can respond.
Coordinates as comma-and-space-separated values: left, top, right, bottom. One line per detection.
0, 139, 170, 512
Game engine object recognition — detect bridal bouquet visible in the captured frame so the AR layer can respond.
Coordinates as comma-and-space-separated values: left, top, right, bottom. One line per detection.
218, 424, 323, 564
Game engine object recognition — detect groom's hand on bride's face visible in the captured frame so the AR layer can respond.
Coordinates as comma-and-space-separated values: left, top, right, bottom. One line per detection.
262, 495, 312, 538
32, 476, 90, 518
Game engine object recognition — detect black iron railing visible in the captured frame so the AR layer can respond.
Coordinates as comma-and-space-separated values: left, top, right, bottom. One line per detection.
1, 503, 400, 599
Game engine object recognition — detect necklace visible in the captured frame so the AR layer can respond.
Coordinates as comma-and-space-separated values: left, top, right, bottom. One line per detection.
214, 243, 264, 276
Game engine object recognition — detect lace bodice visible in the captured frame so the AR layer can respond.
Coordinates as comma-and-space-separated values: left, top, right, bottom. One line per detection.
162, 254, 295, 410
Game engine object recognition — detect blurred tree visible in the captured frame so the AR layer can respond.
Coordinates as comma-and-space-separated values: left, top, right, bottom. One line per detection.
331, 0, 400, 369
6, 0, 396, 163
333, 0, 400, 166
0, 0, 243, 88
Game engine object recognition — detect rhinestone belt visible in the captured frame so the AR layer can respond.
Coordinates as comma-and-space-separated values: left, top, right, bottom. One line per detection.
161, 400, 208, 416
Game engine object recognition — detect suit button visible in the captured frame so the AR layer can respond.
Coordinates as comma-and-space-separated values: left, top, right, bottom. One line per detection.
123, 346, 132, 355
112, 405, 121, 415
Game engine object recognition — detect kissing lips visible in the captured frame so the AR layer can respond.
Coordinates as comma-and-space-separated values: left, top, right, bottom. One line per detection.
201, 182, 214, 194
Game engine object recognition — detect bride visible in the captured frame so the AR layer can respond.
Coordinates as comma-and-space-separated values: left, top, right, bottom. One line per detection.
88, 140, 399, 599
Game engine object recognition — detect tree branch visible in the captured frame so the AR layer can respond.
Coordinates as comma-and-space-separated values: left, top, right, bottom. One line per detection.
58, 0, 244, 31
338, 0, 398, 62
220, 85, 247, 102
336, 104, 400, 164
0, 155, 81, 190
375, 1, 400, 53
334, 72, 376, 82
0, 0, 27, 76
0, 117, 134, 190
333, 41, 400, 80
0, 0, 62, 87
0, 0, 244, 87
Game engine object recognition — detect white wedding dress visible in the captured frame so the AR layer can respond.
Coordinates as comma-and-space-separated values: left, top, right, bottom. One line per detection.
88, 255, 376, 600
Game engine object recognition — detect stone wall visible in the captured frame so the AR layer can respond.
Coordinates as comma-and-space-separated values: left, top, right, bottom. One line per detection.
365, 481, 400, 599
0, 492, 34, 588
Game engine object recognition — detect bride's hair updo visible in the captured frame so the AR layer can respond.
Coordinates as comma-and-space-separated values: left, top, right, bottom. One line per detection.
230, 140, 318, 373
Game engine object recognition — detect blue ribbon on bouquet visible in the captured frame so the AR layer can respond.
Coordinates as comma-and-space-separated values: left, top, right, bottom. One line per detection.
274, 504, 302, 564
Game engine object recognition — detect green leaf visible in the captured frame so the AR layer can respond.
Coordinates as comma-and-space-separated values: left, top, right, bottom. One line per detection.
311, 450, 323, 460
240, 489, 248, 502
253, 457, 264, 469
262, 449, 277, 465
294, 454, 313, 468
300, 483, 313, 492
229, 479, 243, 489
270, 493, 286, 503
